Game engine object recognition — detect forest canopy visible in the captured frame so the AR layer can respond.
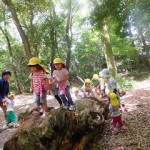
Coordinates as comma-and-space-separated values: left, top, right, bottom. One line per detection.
0, 0, 149, 93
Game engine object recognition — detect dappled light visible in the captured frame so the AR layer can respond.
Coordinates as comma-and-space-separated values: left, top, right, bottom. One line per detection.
0, 0, 150, 149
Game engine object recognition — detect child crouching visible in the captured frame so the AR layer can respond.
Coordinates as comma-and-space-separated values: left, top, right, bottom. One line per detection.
2, 93, 19, 129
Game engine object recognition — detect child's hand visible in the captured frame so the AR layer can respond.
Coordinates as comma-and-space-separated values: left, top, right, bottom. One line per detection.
2, 98, 7, 103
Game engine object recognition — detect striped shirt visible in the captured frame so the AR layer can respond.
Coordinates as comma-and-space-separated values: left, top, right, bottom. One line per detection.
30, 71, 49, 94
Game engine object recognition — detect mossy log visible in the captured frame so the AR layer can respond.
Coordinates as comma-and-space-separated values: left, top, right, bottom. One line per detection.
4, 97, 108, 150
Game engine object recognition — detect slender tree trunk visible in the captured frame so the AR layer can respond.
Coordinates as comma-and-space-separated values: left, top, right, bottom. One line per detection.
101, 19, 117, 78
138, 28, 150, 66
49, 4, 58, 75
2, 0, 32, 59
0, 26, 22, 94
128, 23, 140, 69
65, 0, 72, 71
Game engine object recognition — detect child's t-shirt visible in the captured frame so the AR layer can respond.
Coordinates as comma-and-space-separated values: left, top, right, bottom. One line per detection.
3, 98, 15, 111
30, 71, 50, 94
53, 68, 70, 86
109, 104, 121, 117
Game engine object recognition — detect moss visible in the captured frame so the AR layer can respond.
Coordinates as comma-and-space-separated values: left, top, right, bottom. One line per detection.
74, 101, 86, 111
17, 134, 29, 145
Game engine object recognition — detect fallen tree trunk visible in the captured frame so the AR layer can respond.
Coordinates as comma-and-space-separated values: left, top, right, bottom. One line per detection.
4, 98, 108, 150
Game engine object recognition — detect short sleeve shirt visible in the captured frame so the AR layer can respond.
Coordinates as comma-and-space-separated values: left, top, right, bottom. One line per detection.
30, 71, 50, 94
53, 68, 70, 86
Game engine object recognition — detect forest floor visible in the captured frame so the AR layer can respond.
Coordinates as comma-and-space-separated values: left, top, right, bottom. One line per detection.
0, 78, 150, 150
89, 78, 150, 150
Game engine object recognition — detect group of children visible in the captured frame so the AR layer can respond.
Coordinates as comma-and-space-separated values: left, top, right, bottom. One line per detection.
79, 69, 126, 134
1, 57, 126, 135
28, 57, 75, 119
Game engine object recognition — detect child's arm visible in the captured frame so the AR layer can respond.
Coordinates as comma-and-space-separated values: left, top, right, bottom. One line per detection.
2, 99, 10, 105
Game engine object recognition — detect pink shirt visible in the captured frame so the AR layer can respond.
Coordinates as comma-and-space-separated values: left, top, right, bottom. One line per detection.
30, 71, 49, 94
53, 68, 70, 86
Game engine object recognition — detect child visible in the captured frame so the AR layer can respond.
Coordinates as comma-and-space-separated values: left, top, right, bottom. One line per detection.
108, 92, 124, 134
92, 74, 101, 95
28, 57, 50, 118
81, 79, 93, 97
2, 93, 19, 129
52, 58, 75, 111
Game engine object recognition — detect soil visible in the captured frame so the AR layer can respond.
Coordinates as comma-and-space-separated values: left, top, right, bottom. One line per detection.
88, 78, 150, 150
0, 78, 150, 150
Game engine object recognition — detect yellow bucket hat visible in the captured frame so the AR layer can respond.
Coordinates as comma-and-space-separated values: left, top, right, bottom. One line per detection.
85, 79, 91, 83
28, 57, 50, 74
109, 92, 119, 106
53, 58, 62, 64
28, 57, 40, 66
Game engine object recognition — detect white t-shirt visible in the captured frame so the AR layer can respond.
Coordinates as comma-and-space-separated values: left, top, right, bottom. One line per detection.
53, 68, 70, 86
3, 99, 15, 111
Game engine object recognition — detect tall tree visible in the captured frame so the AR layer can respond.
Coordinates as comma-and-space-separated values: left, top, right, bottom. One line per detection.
101, 19, 117, 77
2, 0, 32, 59
0, 26, 22, 94
91, 0, 117, 77
66, 0, 73, 70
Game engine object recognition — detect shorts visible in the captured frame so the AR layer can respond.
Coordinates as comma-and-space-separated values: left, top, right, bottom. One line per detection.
34, 91, 47, 106
6, 111, 17, 123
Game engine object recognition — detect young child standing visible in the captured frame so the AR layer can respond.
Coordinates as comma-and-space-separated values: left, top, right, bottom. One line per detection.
28, 57, 50, 118
52, 58, 75, 111
2, 93, 19, 129
108, 92, 124, 134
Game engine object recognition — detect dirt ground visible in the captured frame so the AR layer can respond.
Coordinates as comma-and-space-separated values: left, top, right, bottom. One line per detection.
89, 78, 150, 150
0, 78, 150, 150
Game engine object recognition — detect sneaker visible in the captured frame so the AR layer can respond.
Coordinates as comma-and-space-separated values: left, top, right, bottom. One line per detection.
8, 123, 14, 128
112, 128, 119, 135
68, 105, 75, 111
2, 123, 8, 130
63, 105, 68, 110
41, 113, 46, 119
13, 122, 20, 128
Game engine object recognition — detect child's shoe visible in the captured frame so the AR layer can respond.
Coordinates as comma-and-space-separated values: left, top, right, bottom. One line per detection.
112, 128, 119, 135
13, 122, 20, 128
63, 105, 68, 110
68, 105, 75, 111
8, 122, 14, 128
2, 122, 8, 130
41, 112, 46, 119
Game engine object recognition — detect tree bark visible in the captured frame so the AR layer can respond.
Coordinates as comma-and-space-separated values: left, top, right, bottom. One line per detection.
0, 26, 22, 94
49, 4, 58, 74
101, 19, 117, 78
4, 98, 107, 150
65, 0, 72, 71
2, 0, 32, 59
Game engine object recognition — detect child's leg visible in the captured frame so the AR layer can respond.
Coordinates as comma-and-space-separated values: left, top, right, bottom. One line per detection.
65, 86, 74, 107
118, 115, 124, 127
40, 91, 48, 112
55, 95, 63, 105
60, 95, 68, 106
34, 93, 41, 108
112, 116, 118, 128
